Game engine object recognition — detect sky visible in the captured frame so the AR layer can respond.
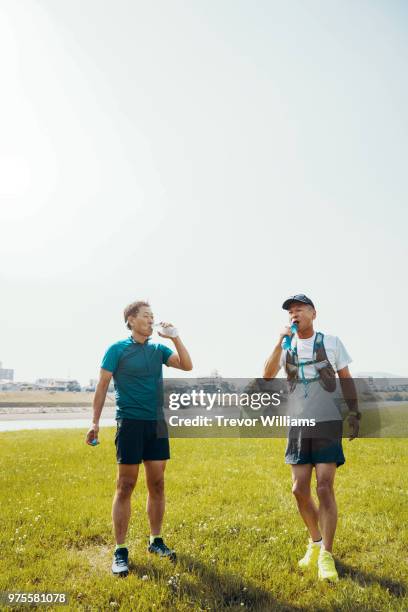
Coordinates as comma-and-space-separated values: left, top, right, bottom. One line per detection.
0, 0, 407, 384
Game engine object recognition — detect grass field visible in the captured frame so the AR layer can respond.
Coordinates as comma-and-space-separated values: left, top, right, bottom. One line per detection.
0, 430, 407, 611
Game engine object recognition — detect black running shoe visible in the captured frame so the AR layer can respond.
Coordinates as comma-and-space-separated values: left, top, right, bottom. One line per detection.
147, 538, 176, 562
112, 547, 129, 577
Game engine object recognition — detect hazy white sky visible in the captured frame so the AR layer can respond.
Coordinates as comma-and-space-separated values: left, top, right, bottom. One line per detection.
1, 0, 407, 383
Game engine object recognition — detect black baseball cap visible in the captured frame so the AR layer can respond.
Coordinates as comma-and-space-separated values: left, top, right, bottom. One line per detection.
282, 294, 315, 310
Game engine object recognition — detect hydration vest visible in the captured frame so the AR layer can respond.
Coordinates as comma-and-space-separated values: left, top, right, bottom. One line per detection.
285, 332, 337, 395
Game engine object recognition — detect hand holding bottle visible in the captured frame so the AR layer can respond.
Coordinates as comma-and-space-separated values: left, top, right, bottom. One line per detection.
281, 323, 298, 350
154, 322, 179, 339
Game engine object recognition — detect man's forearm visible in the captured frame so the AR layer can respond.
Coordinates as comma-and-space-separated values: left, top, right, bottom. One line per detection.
263, 343, 283, 379
92, 383, 109, 424
172, 337, 193, 370
339, 377, 359, 413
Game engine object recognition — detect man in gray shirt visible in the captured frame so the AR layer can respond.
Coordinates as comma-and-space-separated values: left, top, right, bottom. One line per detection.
263, 294, 360, 582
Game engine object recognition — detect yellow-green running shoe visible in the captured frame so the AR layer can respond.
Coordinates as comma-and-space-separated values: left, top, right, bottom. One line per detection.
298, 539, 321, 569
318, 550, 339, 582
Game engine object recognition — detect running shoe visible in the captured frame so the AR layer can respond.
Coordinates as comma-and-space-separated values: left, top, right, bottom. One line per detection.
147, 537, 176, 562
298, 539, 321, 569
112, 547, 129, 577
318, 550, 339, 582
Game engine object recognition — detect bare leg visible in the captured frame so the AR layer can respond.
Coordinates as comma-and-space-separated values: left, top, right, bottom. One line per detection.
112, 464, 139, 545
291, 464, 321, 541
315, 463, 337, 552
144, 460, 166, 536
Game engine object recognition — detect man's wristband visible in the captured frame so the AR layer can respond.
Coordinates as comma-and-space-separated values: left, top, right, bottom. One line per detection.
348, 411, 361, 420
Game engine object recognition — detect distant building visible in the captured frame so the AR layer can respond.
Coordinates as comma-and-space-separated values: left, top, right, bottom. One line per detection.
85, 379, 97, 392
0, 380, 17, 390
35, 378, 81, 392
0, 361, 14, 381
368, 377, 376, 391
85, 378, 114, 393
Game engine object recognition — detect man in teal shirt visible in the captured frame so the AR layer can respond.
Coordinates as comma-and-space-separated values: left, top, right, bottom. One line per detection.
86, 301, 193, 577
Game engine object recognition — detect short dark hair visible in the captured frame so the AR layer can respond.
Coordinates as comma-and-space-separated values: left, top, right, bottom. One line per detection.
124, 300, 150, 330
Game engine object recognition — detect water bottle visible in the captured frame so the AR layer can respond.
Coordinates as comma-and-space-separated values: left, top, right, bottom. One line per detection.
153, 323, 179, 338
281, 323, 298, 350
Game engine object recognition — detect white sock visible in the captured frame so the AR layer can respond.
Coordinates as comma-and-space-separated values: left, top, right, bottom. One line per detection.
312, 538, 323, 546
149, 534, 161, 544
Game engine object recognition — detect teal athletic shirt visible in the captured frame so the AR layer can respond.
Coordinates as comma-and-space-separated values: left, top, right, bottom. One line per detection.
101, 336, 173, 420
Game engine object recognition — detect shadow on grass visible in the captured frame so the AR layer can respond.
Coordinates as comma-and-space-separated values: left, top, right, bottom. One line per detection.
129, 553, 309, 612
336, 560, 406, 597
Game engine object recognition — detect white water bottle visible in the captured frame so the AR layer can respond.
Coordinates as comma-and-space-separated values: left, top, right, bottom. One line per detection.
154, 323, 179, 338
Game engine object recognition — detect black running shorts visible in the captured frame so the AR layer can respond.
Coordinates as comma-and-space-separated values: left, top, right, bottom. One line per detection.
285, 420, 345, 467
115, 419, 170, 464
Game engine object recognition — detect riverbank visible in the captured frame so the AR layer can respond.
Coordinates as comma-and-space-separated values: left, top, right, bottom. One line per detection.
0, 391, 115, 408
0, 405, 116, 420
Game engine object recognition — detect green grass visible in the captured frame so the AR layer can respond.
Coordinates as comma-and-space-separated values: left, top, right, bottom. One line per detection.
0, 431, 407, 611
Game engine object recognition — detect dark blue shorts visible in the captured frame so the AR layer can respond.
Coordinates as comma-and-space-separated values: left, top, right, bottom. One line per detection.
285, 420, 345, 467
115, 419, 170, 464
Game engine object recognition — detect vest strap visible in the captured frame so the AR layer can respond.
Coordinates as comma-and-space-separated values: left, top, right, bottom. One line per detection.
286, 331, 331, 397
